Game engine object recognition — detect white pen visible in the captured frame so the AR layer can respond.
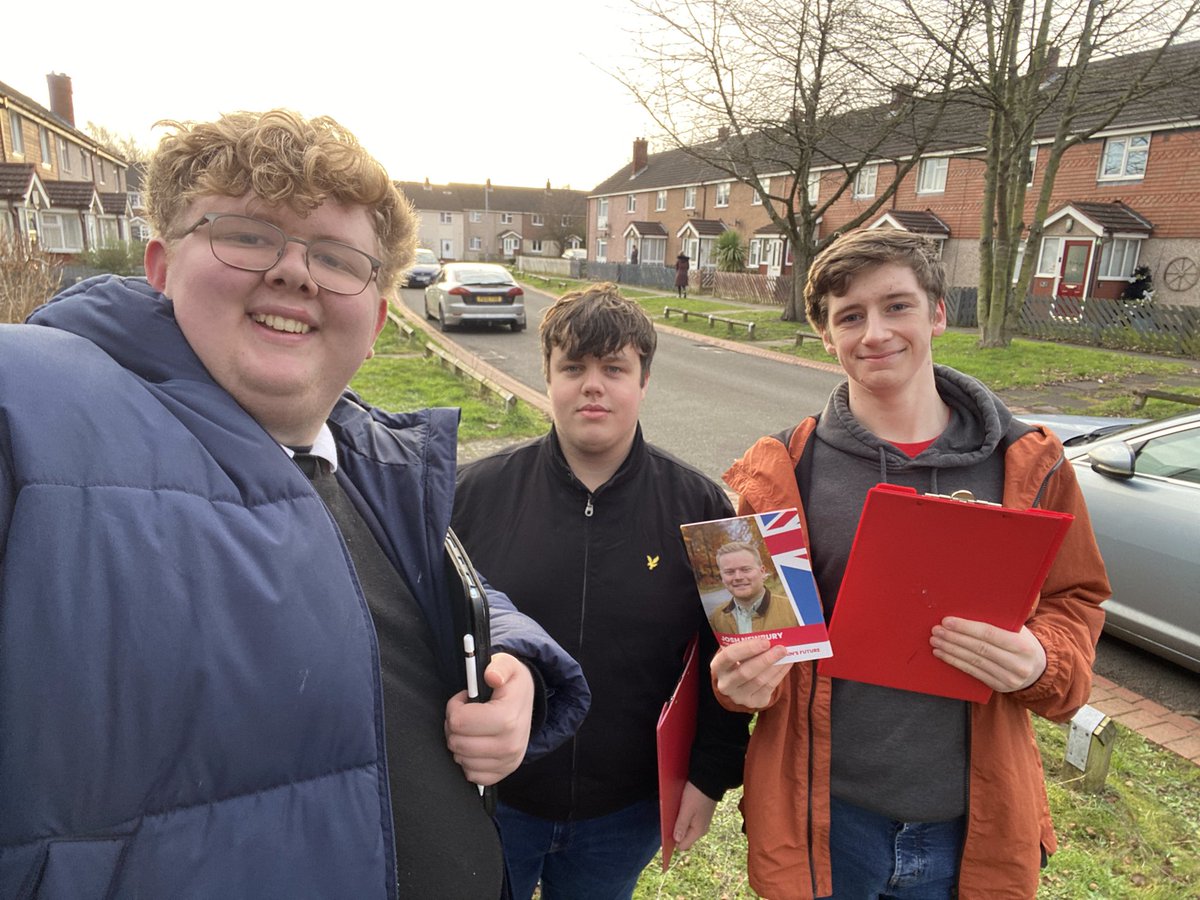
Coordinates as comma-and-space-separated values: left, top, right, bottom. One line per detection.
463, 633, 484, 796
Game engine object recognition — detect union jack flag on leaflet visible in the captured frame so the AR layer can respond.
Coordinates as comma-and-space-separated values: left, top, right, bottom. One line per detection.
681, 509, 833, 665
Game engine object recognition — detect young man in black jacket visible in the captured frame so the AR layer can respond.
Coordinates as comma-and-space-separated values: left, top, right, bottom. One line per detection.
452, 284, 750, 899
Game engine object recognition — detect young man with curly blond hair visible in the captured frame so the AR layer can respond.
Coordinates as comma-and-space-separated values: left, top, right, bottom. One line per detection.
714, 229, 1108, 899
0, 110, 587, 899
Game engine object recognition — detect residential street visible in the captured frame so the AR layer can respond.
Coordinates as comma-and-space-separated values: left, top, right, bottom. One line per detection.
397, 285, 843, 481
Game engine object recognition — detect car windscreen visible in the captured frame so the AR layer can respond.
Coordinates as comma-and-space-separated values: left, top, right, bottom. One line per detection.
415, 251, 439, 264
453, 268, 513, 286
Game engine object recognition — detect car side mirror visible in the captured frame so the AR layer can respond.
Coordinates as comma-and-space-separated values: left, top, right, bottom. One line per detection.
1087, 443, 1136, 480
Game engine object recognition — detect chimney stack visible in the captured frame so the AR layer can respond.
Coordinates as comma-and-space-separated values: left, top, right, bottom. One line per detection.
717, 126, 730, 142
1044, 47, 1061, 78
46, 72, 75, 126
632, 138, 648, 174
889, 83, 914, 110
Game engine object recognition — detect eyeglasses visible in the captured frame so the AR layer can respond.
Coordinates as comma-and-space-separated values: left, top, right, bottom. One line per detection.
181, 213, 382, 296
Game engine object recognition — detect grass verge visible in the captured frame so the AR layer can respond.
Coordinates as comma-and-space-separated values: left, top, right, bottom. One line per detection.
634, 718, 1200, 898
350, 320, 547, 443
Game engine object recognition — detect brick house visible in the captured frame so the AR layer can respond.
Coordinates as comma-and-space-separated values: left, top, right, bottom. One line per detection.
1, 73, 130, 255
587, 41, 1200, 307
398, 179, 586, 263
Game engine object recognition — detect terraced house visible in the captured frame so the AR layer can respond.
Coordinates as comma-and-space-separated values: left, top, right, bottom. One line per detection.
588, 40, 1200, 308
398, 179, 586, 263
1, 74, 130, 255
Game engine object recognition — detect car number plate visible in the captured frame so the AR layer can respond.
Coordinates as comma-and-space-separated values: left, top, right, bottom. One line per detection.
474, 295, 503, 303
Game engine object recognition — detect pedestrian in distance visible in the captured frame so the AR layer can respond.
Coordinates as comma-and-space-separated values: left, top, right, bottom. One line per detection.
674, 252, 690, 297
0, 109, 589, 900
714, 228, 1109, 899
452, 283, 751, 900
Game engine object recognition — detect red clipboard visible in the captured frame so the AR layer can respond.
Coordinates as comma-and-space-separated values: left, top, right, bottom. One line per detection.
816, 484, 1073, 703
655, 636, 698, 871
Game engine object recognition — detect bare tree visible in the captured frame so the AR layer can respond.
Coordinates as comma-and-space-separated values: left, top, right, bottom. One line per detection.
1, 235, 61, 324
911, 0, 1200, 346
537, 189, 588, 256
84, 122, 150, 165
617, 0, 970, 320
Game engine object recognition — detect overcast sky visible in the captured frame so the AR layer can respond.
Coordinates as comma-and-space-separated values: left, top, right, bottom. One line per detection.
4, 0, 662, 192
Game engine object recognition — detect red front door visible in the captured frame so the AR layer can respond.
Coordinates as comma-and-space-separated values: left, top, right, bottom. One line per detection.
1056, 240, 1092, 299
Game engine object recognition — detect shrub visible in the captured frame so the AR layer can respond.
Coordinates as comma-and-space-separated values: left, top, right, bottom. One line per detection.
1, 236, 61, 324
78, 241, 147, 276
715, 229, 747, 272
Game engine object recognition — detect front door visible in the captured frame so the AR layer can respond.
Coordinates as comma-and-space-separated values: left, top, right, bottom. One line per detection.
1056, 240, 1093, 299
766, 239, 783, 277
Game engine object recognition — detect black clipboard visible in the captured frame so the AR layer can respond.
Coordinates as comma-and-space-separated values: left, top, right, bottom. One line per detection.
444, 527, 496, 813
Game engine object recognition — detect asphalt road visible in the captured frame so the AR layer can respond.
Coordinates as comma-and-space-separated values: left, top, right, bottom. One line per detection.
397, 284, 1200, 720
398, 284, 842, 480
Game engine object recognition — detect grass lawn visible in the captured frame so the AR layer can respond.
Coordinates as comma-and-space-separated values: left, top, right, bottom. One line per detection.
350, 320, 547, 443
633, 718, 1200, 898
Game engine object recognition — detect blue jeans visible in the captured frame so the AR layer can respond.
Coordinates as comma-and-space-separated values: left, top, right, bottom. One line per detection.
826, 796, 965, 899
496, 799, 662, 900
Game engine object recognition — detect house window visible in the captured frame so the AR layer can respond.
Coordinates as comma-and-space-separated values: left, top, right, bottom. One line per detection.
500, 212, 514, 224
439, 212, 453, 224
752, 177, 770, 206
470, 236, 482, 251
130, 218, 152, 242
597, 198, 608, 228
532, 239, 543, 252
39, 127, 53, 168
683, 186, 696, 209
59, 138, 72, 173
1011, 240, 1026, 283
853, 164, 878, 199
642, 237, 666, 264
9, 112, 25, 155
532, 214, 543, 226
470, 211, 483, 223
596, 238, 608, 261
1036, 237, 1061, 276
98, 160, 106, 184
1098, 238, 1140, 280
98, 217, 120, 247
129, 191, 143, 209
807, 172, 820, 203
1099, 134, 1149, 180
655, 190, 666, 211
561, 215, 571, 227
81, 149, 90, 178
748, 239, 761, 267
38, 211, 84, 252
626, 194, 636, 213
1026, 146, 1037, 186
917, 158, 948, 194
715, 182, 731, 207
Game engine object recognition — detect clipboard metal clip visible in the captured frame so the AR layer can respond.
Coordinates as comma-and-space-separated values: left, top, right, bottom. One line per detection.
925, 489, 1001, 507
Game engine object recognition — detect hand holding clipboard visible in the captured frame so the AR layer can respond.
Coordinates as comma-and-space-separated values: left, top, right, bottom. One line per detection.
817, 484, 1073, 703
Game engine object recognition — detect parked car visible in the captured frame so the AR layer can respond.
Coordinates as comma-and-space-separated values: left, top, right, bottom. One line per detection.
1021, 410, 1200, 672
424, 263, 525, 332
403, 248, 441, 288
561, 248, 587, 261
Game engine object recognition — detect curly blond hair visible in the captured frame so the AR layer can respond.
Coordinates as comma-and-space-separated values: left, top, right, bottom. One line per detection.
145, 110, 416, 290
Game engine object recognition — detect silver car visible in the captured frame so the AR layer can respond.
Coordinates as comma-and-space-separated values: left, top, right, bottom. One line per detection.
423, 263, 526, 332
1025, 410, 1200, 672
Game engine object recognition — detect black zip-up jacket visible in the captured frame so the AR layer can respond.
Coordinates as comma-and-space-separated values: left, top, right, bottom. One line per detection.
453, 426, 751, 820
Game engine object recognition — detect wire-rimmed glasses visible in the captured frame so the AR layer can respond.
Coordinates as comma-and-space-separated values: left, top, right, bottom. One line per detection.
181, 213, 382, 296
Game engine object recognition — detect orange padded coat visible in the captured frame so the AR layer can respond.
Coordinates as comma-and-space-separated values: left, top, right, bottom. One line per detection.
721, 418, 1109, 900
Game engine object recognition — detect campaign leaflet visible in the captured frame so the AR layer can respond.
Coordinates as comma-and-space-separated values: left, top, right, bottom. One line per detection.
680, 509, 832, 665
